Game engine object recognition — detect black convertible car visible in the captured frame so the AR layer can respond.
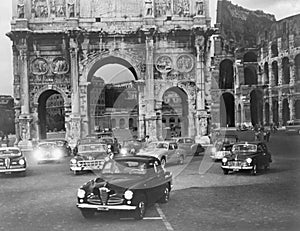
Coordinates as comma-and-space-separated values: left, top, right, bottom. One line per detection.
76, 155, 173, 220
221, 141, 272, 175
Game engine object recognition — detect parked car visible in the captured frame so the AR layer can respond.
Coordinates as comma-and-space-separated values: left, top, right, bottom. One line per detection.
170, 137, 205, 155
119, 139, 145, 156
70, 142, 109, 175
0, 147, 26, 176
221, 141, 272, 175
76, 155, 173, 220
33, 141, 66, 163
285, 121, 300, 135
138, 141, 186, 166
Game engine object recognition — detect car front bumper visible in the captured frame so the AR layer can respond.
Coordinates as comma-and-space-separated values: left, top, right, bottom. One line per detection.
0, 168, 26, 173
221, 165, 253, 170
77, 203, 136, 211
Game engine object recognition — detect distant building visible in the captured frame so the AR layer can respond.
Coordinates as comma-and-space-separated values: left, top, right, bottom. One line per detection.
211, 0, 300, 129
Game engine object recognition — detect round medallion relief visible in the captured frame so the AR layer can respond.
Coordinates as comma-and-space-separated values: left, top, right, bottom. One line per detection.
155, 55, 173, 73
31, 57, 48, 75
176, 54, 194, 72
51, 57, 69, 74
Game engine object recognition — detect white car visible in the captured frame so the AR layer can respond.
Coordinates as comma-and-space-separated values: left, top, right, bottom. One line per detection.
138, 141, 186, 166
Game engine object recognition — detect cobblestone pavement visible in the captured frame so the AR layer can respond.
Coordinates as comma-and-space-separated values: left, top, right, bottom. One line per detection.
0, 132, 299, 231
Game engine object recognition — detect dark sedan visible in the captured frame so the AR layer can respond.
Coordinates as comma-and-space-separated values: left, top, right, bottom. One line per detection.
76, 155, 173, 220
221, 142, 272, 175
0, 147, 26, 176
70, 142, 109, 175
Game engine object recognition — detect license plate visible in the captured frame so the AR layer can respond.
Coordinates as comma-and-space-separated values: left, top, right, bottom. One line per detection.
97, 207, 109, 211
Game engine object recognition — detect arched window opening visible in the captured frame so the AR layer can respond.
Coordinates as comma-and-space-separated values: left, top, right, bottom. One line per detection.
219, 60, 234, 89
282, 57, 290, 85
271, 43, 278, 57
272, 61, 278, 86
244, 67, 257, 85
282, 99, 290, 126
295, 54, 300, 82
264, 62, 269, 84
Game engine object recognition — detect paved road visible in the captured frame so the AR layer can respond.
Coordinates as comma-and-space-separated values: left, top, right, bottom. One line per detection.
0, 132, 299, 231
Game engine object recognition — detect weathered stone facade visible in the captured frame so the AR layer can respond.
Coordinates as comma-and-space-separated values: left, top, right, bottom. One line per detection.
212, 0, 300, 129
8, 0, 214, 146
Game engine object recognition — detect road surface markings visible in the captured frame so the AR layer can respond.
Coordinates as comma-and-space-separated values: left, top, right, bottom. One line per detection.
155, 204, 174, 231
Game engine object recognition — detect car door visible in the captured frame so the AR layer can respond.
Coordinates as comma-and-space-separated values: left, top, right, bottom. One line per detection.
167, 143, 180, 164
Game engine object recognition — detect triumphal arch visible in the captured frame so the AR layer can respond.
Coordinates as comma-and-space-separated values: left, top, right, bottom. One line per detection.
8, 0, 213, 146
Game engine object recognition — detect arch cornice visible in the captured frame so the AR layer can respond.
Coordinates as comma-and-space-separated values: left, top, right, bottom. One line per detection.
80, 50, 143, 83
33, 85, 70, 107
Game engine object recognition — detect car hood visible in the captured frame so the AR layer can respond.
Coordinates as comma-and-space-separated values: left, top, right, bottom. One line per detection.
225, 152, 258, 161
90, 174, 148, 192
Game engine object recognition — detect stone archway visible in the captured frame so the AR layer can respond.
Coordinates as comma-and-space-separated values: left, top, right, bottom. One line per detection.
160, 86, 190, 139
37, 90, 66, 139
219, 59, 234, 89
84, 55, 140, 138
220, 93, 235, 127
250, 90, 263, 126
282, 98, 290, 126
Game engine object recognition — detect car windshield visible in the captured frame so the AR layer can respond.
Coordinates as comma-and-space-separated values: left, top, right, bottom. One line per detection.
78, 144, 106, 152
0, 149, 21, 157
102, 160, 147, 175
156, 143, 169, 149
232, 144, 257, 152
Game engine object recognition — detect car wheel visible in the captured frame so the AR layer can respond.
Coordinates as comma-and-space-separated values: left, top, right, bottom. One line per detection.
133, 195, 147, 220
298, 130, 300, 135
160, 158, 166, 168
178, 155, 184, 165
251, 164, 258, 175
158, 185, 170, 203
80, 209, 95, 219
74, 170, 80, 175
223, 169, 229, 175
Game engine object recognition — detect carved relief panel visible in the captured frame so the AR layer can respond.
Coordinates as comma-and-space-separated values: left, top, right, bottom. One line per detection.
154, 0, 172, 17
17, 0, 25, 18
173, 0, 190, 17
32, 0, 49, 18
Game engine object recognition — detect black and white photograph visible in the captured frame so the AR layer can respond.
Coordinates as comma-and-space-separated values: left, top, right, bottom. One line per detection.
0, 0, 299, 230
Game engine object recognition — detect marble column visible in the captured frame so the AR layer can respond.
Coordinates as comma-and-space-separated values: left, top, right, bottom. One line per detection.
144, 30, 157, 140
69, 36, 81, 141
195, 34, 207, 138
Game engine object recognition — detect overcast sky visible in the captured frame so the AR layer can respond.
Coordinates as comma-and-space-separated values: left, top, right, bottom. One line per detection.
0, 0, 299, 96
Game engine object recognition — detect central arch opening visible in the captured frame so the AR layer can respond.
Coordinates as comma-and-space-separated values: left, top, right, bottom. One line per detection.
87, 58, 138, 140
38, 90, 65, 139
162, 87, 188, 139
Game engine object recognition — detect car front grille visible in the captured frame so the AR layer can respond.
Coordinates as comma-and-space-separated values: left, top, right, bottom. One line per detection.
228, 161, 243, 167
78, 160, 104, 168
87, 191, 124, 205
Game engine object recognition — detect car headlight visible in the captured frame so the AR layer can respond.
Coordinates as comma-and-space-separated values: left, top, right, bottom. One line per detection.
222, 157, 228, 163
124, 190, 133, 200
120, 148, 127, 155
211, 147, 216, 153
70, 158, 77, 164
246, 158, 252, 164
19, 159, 25, 165
77, 189, 86, 198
